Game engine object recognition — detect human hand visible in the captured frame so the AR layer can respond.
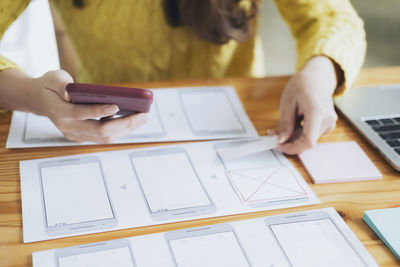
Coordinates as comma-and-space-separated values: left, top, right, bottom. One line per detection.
277, 56, 340, 154
33, 70, 148, 143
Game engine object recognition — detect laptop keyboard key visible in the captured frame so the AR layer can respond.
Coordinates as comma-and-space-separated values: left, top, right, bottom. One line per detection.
394, 117, 400, 123
365, 120, 380, 126
387, 140, 400, 147
395, 148, 400, 155
373, 125, 400, 132
380, 132, 400, 140
379, 118, 395, 125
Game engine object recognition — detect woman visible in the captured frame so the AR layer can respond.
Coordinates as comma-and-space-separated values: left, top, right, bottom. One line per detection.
0, 0, 366, 153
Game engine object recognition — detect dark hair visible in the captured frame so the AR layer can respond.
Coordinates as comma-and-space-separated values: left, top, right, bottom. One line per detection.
163, 0, 257, 44
72, 0, 84, 8
72, 0, 257, 44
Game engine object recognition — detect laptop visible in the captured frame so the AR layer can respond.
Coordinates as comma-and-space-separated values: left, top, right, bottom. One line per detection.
334, 84, 400, 171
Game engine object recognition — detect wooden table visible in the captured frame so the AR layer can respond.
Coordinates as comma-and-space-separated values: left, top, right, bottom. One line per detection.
1, 67, 399, 267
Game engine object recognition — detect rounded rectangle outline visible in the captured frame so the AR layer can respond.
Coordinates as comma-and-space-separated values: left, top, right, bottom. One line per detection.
23, 113, 69, 144
22, 101, 166, 144
125, 99, 167, 139
213, 139, 309, 208
38, 156, 118, 236
54, 238, 136, 267
264, 210, 367, 267
178, 87, 247, 136
129, 146, 217, 221
164, 223, 253, 267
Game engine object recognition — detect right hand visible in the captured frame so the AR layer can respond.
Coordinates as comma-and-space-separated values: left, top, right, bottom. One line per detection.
33, 70, 148, 143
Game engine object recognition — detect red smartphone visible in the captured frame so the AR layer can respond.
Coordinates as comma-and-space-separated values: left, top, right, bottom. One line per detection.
66, 83, 153, 115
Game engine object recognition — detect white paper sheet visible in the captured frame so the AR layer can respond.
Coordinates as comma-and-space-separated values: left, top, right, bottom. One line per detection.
20, 137, 319, 243
32, 208, 378, 267
217, 136, 278, 162
6, 86, 258, 148
215, 139, 308, 207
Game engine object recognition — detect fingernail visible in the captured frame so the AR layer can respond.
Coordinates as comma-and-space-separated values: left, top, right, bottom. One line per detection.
64, 92, 71, 102
104, 105, 119, 114
278, 131, 287, 143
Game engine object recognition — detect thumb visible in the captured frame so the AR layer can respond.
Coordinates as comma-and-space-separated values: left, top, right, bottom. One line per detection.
42, 69, 74, 102
279, 100, 296, 144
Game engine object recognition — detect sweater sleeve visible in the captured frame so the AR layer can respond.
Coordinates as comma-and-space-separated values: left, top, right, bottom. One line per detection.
274, 0, 366, 94
0, 0, 30, 113
0, 0, 30, 72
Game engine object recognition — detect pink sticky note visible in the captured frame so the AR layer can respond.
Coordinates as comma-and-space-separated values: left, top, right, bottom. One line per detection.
299, 141, 382, 184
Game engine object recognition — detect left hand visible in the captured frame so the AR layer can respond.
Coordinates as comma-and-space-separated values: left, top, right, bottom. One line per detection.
277, 56, 341, 155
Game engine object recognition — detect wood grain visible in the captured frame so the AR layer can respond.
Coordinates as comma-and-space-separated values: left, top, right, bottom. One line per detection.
1, 67, 400, 267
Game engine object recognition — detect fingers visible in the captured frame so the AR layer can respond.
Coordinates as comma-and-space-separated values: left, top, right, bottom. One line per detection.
62, 103, 120, 120
278, 111, 322, 155
322, 112, 338, 135
60, 113, 149, 144
279, 99, 296, 144
39, 70, 150, 144
94, 112, 149, 142
302, 110, 323, 147
278, 108, 337, 155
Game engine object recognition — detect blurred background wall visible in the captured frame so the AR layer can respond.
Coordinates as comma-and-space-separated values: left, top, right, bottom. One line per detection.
0, 0, 59, 77
0, 0, 399, 78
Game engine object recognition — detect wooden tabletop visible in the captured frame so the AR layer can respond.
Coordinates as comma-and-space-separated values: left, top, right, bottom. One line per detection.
1, 67, 400, 267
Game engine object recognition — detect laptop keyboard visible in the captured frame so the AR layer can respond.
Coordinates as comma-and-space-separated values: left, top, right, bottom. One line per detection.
366, 117, 400, 155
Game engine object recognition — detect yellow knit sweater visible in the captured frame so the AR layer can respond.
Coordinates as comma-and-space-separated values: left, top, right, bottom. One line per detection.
1, 0, 365, 92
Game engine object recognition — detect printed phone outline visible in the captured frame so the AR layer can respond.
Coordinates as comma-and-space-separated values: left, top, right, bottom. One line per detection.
216, 145, 307, 204
165, 224, 253, 267
124, 99, 166, 139
38, 156, 117, 235
54, 238, 136, 267
129, 147, 216, 220
266, 214, 368, 267
23, 100, 166, 143
23, 112, 68, 144
178, 88, 247, 136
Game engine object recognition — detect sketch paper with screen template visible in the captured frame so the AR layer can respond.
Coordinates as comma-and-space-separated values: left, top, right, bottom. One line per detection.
7, 86, 258, 148
215, 140, 308, 207
40, 161, 114, 228
19, 137, 319, 243
32, 208, 378, 267
58, 247, 135, 267
130, 148, 215, 219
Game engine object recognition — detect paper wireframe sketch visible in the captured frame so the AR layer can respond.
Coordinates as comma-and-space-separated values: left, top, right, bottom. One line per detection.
7, 86, 258, 148
38, 157, 117, 236
215, 139, 308, 207
217, 136, 278, 162
52, 238, 136, 267
19, 137, 319, 243
129, 147, 216, 220
32, 208, 378, 267
166, 223, 252, 267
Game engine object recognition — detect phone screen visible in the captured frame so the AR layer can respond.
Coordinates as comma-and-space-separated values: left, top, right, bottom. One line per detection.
169, 231, 250, 267
41, 161, 114, 227
270, 219, 365, 267
58, 247, 135, 267
131, 151, 212, 213
180, 90, 244, 133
